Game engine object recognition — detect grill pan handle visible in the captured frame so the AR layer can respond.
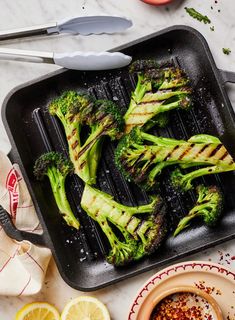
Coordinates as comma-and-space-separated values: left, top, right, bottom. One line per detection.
0, 205, 47, 246
219, 69, 235, 83
218, 69, 235, 159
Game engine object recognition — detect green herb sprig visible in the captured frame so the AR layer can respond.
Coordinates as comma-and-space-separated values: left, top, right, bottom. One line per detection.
222, 48, 231, 55
185, 7, 211, 24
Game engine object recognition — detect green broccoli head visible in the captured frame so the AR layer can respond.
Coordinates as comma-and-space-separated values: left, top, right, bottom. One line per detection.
158, 67, 189, 90
195, 185, 223, 226
81, 184, 167, 266
106, 234, 137, 266
34, 152, 79, 229
124, 60, 192, 133
49, 91, 123, 185
170, 168, 193, 192
91, 100, 124, 140
115, 127, 145, 183
117, 129, 235, 191
129, 59, 162, 74
49, 90, 94, 122
174, 184, 223, 236
134, 196, 167, 259
34, 151, 74, 180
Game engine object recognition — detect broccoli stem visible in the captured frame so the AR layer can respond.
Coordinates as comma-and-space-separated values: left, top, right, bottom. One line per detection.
178, 165, 235, 191
87, 139, 104, 184
174, 185, 223, 236
47, 167, 80, 229
82, 185, 156, 236
66, 122, 81, 173
132, 74, 151, 104
81, 184, 166, 265
96, 216, 135, 265
147, 162, 179, 188
159, 79, 188, 90
174, 205, 215, 236
141, 131, 185, 146
97, 215, 122, 247
188, 134, 221, 144
124, 75, 150, 119
124, 99, 187, 134
113, 198, 157, 215
74, 125, 104, 184
180, 162, 210, 169
141, 90, 190, 103
173, 215, 195, 236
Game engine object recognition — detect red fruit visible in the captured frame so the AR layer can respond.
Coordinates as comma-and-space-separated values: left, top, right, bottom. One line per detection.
141, 0, 174, 5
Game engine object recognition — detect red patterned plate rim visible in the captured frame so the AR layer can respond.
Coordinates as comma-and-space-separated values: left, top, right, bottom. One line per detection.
128, 260, 235, 320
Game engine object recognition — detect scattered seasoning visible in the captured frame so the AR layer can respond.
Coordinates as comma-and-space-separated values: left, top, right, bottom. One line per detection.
185, 7, 211, 24
210, 26, 215, 31
194, 280, 222, 296
216, 251, 235, 265
151, 292, 215, 320
223, 48, 232, 55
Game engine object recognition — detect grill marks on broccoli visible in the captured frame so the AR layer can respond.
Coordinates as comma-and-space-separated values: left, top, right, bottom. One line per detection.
49, 91, 123, 185
115, 127, 235, 190
124, 61, 192, 133
160, 142, 232, 164
81, 184, 167, 266
33, 59, 234, 266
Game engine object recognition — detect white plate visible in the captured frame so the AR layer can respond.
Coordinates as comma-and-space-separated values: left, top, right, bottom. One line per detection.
128, 261, 235, 320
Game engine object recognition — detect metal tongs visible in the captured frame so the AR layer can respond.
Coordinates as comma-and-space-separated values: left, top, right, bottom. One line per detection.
0, 16, 132, 70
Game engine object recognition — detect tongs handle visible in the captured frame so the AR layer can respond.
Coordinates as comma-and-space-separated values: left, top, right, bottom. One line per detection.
0, 22, 56, 41
0, 47, 53, 63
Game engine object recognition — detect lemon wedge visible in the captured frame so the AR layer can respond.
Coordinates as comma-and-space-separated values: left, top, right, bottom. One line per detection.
15, 302, 60, 320
61, 296, 111, 320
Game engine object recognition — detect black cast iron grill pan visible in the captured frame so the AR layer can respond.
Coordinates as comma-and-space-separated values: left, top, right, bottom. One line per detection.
1, 26, 235, 291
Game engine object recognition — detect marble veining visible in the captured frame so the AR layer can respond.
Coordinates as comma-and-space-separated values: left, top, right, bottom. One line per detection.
0, 0, 235, 319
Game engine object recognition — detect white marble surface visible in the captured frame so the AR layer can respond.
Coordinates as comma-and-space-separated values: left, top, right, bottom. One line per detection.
0, 0, 235, 319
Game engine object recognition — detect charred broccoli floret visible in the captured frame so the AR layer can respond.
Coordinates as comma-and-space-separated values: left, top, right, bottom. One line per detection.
115, 127, 235, 190
49, 91, 123, 184
124, 60, 192, 133
174, 185, 223, 236
81, 184, 167, 266
34, 152, 80, 229
170, 134, 235, 191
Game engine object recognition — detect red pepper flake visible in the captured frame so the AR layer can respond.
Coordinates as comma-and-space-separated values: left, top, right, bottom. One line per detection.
231, 256, 235, 260
151, 292, 215, 320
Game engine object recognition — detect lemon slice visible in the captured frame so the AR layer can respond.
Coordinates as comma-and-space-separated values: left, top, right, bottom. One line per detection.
61, 296, 110, 320
15, 302, 60, 320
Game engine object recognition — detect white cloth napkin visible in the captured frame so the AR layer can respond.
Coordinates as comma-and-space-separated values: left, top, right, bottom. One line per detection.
0, 151, 51, 296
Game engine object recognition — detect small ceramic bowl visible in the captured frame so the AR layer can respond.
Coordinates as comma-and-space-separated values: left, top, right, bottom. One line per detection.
136, 285, 223, 320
